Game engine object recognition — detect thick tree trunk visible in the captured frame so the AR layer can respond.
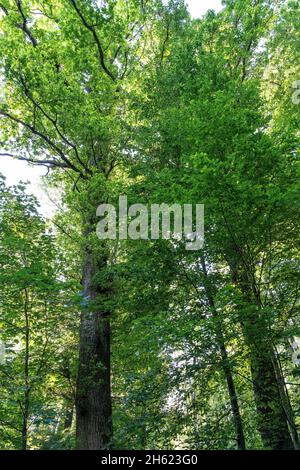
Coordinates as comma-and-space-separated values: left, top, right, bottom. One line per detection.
232, 267, 294, 450
76, 243, 112, 450
247, 339, 293, 449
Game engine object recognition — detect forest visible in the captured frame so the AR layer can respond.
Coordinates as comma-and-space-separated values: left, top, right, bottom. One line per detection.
0, 0, 299, 452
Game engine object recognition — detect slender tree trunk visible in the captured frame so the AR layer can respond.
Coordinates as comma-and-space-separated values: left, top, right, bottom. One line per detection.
272, 351, 299, 449
22, 288, 30, 451
64, 407, 74, 430
200, 257, 246, 450
76, 233, 112, 449
218, 340, 246, 450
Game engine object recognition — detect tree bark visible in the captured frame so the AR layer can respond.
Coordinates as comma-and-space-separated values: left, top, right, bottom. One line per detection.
247, 340, 293, 449
64, 407, 74, 430
22, 288, 30, 451
75, 240, 112, 449
272, 353, 299, 449
200, 257, 246, 450
232, 267, 294, 450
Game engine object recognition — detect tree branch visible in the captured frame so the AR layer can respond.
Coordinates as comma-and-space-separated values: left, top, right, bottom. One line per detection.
0, 152, 69, 169
0, 110, 84, 176
0, 2, 8, 15
69, 0, 116, 81
15, 0, 37, 47
18, 70, 92, 175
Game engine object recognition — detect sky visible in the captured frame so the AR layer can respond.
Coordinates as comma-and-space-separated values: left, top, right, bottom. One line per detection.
0, 0, 223, 217
186, 0, 223, 18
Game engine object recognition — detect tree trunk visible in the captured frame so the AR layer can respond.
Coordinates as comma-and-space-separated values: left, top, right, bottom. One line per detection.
22, 288, 30, 451
75, 240, 112, 449
219, 340, 246, 450
273, 352, 299, 449
232, 267, 294, 450
64, 407, 74, 430
200, 257, 246, 450
247, 340, 293, 449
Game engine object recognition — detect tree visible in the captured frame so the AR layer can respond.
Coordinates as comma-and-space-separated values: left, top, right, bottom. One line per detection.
0, 0, 185, 449
0, 175, 78, 449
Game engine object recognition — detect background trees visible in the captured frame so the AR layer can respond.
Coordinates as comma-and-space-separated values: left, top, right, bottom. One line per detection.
0, 176, 79, 449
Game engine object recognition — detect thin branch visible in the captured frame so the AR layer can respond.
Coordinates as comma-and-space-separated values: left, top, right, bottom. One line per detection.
0, 110, 84, 176
0, 418, 22, 433
120, 51, 128, 80
0, 152, 69, 169
105, 158, 116, 178
52, 220, 78, 242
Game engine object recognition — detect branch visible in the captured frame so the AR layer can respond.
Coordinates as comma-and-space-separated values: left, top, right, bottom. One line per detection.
105, 158, 116, 178
120, 51, 128, 80
0, 418, 22, 433
69, 0, 116, 81
0, 152, 69, 169
18, 70, 92, 175
0, 2, 8, 15
0, 110, 84, 176
15, 0, 37, 47
52, 220, 77, 242
159, 18, 171, 67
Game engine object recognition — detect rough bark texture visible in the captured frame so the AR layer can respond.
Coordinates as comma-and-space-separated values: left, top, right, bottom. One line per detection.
76, 245, 112, 450
247, 342, 293, 450
232, 267, 294, 450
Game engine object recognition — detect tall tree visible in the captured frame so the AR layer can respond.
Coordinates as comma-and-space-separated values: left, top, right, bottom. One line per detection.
0, 0, 185, 449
